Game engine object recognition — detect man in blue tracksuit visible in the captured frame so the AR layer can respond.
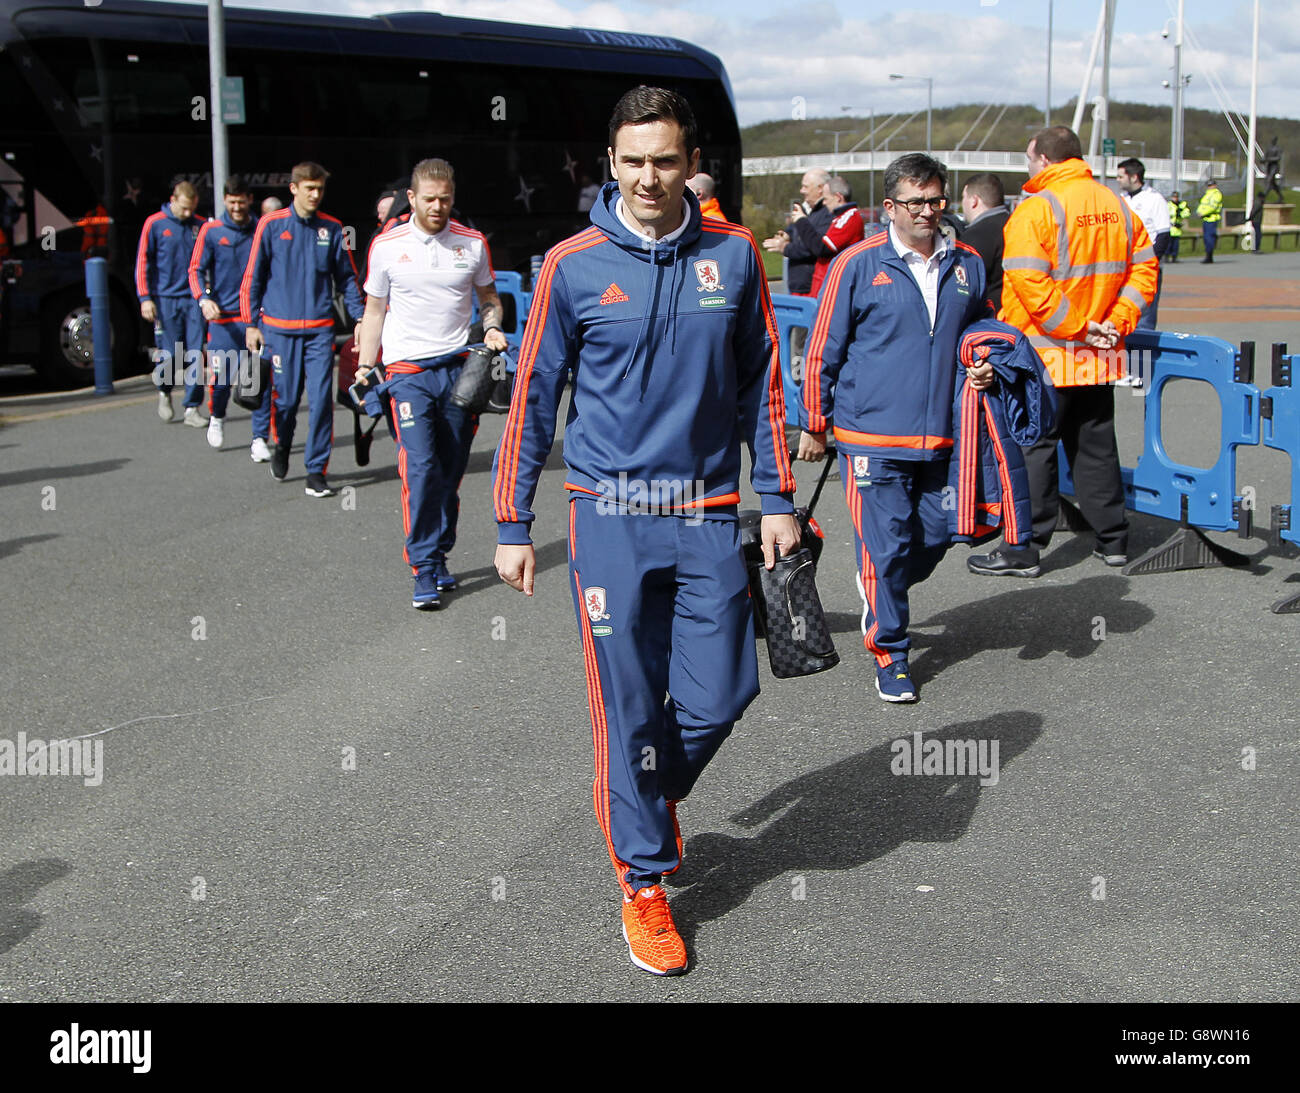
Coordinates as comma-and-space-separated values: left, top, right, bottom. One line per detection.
136, 181, 204, 425
799, 153, 991, 703
493, 87, 799, 976
240, 162, 364, 497
188, 175, 268, 458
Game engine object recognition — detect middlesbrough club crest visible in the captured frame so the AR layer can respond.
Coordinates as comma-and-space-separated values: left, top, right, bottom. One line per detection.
955, 265, 968, 287
693, 259, 724, 292
584, 586, 610, 622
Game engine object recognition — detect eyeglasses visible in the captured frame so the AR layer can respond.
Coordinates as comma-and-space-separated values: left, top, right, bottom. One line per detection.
890, 196, 947, 214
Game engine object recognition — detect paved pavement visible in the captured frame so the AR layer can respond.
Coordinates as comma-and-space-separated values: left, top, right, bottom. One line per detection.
0, 253, 1297, 1003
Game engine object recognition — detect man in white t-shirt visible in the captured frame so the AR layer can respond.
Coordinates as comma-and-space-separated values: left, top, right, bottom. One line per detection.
356, 158, 509, 609
1116, 158, 1171, 342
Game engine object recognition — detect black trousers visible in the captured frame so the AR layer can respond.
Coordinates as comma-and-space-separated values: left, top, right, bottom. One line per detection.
1022, 384, 1128, 554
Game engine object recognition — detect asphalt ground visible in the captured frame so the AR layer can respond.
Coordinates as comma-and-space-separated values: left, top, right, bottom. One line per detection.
0, 249, 1297, 1009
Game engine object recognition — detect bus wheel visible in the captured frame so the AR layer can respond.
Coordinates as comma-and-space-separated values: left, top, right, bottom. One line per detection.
37, 289, 138, 388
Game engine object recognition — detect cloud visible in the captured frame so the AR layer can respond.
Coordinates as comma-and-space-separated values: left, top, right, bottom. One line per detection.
287, 0, 1300, 125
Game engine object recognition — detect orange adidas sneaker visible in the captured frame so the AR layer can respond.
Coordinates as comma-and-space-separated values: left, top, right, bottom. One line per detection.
621, 885, 688, 976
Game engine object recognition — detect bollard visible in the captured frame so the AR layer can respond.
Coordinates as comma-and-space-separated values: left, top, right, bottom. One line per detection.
83, 256, 114, 395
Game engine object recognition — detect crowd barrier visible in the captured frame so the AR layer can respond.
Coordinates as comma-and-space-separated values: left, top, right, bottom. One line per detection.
770, 293, 819, 425
1051, 331, 1300, 612
487, 270, 531, 356
1262, 343, 1300, 611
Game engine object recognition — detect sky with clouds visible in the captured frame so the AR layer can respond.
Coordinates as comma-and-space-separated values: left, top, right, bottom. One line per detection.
244, 0, 1299, 131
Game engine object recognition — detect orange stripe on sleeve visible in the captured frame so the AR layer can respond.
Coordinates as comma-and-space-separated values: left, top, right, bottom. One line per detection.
494, 229, 603, 524
188, 221, 211, 300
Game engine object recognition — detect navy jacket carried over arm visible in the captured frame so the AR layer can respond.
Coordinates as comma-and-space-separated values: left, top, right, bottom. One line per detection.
948, 319, 1056, 546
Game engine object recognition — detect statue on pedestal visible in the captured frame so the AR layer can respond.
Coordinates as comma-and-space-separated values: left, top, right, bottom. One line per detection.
1263, 137, 1285, 203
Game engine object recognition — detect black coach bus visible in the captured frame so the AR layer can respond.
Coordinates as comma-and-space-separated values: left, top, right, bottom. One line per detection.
0, 0, 741, 386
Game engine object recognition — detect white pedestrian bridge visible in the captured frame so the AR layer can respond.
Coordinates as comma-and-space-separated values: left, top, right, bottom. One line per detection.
742, 150, 1229, 186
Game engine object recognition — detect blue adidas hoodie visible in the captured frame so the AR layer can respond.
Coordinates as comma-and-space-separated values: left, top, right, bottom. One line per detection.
135, 202, 200, 301
239, 205, 363, 334
493, 183, 795, 545
188, 209, 256, 318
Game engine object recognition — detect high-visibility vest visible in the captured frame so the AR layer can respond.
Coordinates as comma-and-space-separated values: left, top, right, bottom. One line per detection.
1001, 158, 1158, 387
1168, 199, 1190, 237
1197, 187, 1223, 223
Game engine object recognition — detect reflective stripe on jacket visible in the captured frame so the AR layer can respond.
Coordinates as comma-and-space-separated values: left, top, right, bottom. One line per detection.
1000, 158, 1158, 387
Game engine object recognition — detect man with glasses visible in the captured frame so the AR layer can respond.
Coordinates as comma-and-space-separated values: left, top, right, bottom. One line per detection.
797, 153, 989, 703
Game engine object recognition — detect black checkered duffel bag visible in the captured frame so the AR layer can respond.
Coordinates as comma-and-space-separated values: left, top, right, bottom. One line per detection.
747, 547, 839, 679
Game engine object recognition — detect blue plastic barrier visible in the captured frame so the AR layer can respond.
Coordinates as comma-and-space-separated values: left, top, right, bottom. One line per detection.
1262, 343, 1299, 549
1059, 330, 1259, 534
769, 292, 819, 428
468, 270, 530, 356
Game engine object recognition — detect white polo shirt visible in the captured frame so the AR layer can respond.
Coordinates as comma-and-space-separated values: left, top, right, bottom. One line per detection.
890, 223, 950, 328
1124, 184, 1171, 239
363, 217, 495, 363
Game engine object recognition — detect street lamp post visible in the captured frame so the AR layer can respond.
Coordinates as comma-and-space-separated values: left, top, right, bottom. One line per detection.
1162, 1, 1189, 192
889, 73, 933, 155
841, 106, 877, 218
815, 128, 856, 174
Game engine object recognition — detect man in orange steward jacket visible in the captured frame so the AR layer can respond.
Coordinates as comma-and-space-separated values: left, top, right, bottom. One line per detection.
968, 126, 1156, 578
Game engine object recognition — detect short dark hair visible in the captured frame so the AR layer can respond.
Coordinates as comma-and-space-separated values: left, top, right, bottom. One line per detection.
224, 175, 251, 196
291, 161, 329, 185
608, 86, 698, 156
1029, 126, 1083, 163
1117, 157, 1146, 183
884, 153, 948, 201
962, 172, 1004, 208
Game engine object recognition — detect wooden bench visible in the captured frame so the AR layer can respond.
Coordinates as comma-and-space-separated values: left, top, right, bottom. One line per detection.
1181, 225, 1300, 252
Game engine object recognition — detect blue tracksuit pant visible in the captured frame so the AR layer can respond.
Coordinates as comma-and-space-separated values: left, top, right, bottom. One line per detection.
567, 498, 758, 895
154, 295, 204, 407
206, 319, 269, 435
840, 452, 950, 666
267, 329, 335, 473
386, 356, 477, 573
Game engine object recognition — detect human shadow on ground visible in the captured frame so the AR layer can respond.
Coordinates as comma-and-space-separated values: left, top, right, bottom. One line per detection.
665, 711, 1043, 947
0, 859, 72, 954
825, 575, 1153, 685
0, 460, 130, 489
0, 533, 59, 561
